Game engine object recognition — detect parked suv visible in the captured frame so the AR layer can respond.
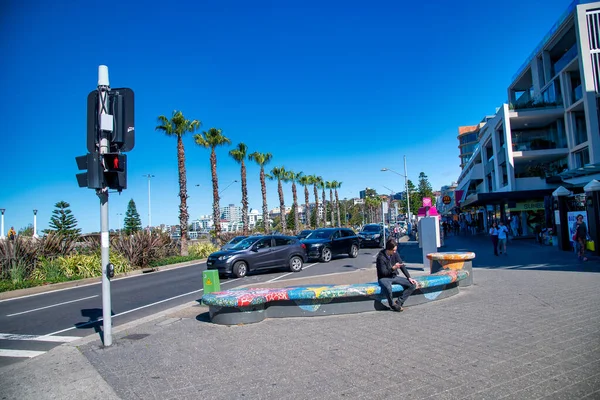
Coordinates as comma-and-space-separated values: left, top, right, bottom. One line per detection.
358, 224, 390, 247
301, 228, 360, 262
206, 235, 307, 278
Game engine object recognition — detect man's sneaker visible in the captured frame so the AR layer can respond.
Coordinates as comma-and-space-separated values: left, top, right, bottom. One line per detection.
391, 301, 404, 312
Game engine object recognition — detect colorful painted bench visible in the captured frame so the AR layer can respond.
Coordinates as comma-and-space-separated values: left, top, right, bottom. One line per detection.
426, 252, 475, 287
202, 269, 470, 325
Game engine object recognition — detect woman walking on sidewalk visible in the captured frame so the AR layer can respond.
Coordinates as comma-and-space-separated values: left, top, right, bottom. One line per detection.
574, 214, 588, 261
489, 222, 499, 256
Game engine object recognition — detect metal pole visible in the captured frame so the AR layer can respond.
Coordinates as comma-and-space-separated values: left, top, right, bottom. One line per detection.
382, 199, 385, 247
1, 209, 5, 239
97, 65, 112, 347
147, 175, 151, 230
33, 210, 38, 238
404, 155, 411, 231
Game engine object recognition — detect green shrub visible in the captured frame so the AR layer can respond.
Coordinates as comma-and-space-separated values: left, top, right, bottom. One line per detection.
111, 231, 178, 267
0, 237, 39, 280
30, 253, 131, 280
9, 263, 28, 284
188, 242, 218, 259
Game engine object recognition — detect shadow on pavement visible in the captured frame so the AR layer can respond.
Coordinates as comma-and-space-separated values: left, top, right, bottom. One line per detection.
75, 308, 115, 344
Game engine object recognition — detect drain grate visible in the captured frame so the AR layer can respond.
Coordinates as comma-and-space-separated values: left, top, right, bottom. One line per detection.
121, 333, 150, 341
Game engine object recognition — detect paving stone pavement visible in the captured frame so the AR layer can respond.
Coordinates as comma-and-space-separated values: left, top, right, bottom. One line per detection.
1, 234, 600, 399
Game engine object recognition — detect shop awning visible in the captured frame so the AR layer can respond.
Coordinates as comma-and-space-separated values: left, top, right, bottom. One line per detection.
460, 189, 556, 208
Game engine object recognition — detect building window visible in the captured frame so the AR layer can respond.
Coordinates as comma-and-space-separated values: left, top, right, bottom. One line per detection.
574, 147, 590, 168
574, 112, 587, 146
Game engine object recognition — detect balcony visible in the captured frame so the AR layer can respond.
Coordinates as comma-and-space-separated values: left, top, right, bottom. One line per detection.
514, 177, 553, 191
552, 44, 578, 76
512, 137, 565, 151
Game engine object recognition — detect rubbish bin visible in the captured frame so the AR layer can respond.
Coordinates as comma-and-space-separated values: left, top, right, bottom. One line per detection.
202, 270, 220, 295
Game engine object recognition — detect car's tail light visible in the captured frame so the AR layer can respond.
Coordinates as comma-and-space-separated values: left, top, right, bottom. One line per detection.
301, 243, 306, 250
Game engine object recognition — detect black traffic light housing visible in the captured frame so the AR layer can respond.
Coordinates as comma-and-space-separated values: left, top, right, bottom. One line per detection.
75, 152, 103, 189
87, 88, 135, 153
103, 153, 127, 191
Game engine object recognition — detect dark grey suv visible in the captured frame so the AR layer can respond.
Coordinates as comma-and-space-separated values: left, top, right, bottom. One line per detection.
206, 235, 307, 278
301, 228, 360, 262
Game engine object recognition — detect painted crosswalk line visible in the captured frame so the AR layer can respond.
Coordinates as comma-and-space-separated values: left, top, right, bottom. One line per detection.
0, 349, 46, 358
0, 333, 80, 342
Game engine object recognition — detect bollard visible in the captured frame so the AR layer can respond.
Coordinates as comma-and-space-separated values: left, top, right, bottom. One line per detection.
203, 270, 221, 295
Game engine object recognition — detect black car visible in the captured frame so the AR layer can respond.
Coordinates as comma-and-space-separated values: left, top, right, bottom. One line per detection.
301, 228, 360, 262
206, 235, 307, 278
358, 224, 391, 247
297, 229, 313, 240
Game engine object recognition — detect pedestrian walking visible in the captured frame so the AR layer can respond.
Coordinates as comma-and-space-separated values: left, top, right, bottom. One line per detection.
573, 214, 588, 262
497, 221, 509, 255
376, 238, 417, 312
489, 222, 499, 256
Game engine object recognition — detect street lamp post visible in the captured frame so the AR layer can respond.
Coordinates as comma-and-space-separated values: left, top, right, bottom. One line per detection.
219, 179, 238, 196
0, 208, 5, 239
142, 174, 155, 231
382, 155, 411, 230
33, 209, 38, 238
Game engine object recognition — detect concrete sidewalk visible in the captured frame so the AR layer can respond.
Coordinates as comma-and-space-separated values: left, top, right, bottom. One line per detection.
2, 235, 599, 399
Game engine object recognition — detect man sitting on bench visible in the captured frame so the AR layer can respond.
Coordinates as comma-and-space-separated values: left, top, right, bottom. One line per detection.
376, 239, 417, 312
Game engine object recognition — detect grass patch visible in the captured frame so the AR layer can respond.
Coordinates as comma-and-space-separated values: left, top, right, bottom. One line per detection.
148, 255, 205, 268
0, 275, 83, 293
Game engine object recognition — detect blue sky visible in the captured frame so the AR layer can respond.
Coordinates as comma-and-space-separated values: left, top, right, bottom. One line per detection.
0, 0, 578, 234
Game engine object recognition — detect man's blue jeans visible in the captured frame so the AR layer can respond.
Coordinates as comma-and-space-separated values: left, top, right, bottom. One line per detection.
378, 276, 416, 307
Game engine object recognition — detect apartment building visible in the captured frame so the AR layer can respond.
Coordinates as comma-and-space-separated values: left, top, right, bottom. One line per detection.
456, 0, 600, 236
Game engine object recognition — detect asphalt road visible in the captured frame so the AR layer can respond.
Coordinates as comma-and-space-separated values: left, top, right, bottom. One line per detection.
0, 247, 381, 367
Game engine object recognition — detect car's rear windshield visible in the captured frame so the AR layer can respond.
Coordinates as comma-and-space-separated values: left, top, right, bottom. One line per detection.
232, 237, 261, 250
362, 225, 380, 232
310, 230, 333, 239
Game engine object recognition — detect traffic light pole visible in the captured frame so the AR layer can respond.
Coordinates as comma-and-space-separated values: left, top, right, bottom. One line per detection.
97, 66, 112, 347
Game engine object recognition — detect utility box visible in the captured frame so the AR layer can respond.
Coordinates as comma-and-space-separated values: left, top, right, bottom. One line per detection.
203, 270, 220, 295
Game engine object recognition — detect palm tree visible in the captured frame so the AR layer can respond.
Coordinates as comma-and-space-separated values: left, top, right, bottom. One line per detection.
155, 111, 201, 256
267, 166, 287, 234
298, 173, 312, 228
287, 170, 301, 233
320, 179, 327, 227
332, 180, 342, 227
229, 143, 249, 235
311, 176, 322, 228
194, 128, 231, 245
326, 181, 335, 226
248, 152, 273, 233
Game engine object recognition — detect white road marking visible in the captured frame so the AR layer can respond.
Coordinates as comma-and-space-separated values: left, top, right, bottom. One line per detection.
38, 279, 238, 338
265, 263, 319, 283
0, 349, 46, 358
6, 295, 99, 317
0, 333, 80, 342
0, 262, 208, 303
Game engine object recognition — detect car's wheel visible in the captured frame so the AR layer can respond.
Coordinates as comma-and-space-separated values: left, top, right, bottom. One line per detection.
232, 261, 248, 278
320, 247, 332, 263
289, 256, 303, 272
349, 244, 359, 258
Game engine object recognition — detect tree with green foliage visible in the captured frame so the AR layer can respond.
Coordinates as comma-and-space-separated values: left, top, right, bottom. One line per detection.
18, 224, 33, 237
44, 201, 81, 237
155, 110, 202, 256
417, 172, 435, 209
285, 206, 295, 231
124, 199, 143, 235
195, 127, 231, 244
